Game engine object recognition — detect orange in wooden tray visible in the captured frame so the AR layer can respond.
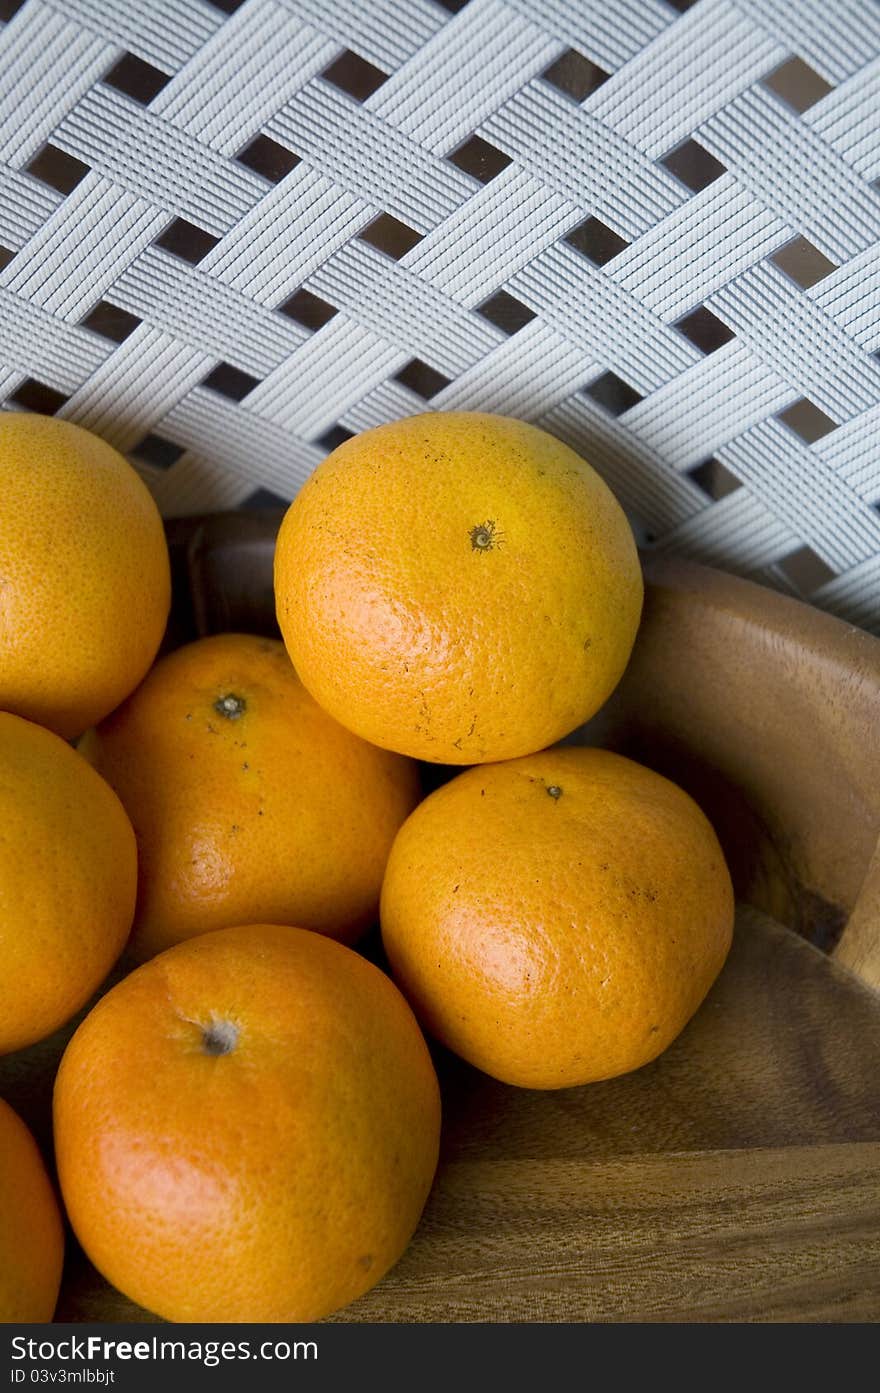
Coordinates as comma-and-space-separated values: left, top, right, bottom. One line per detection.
382, 746, 734, 1088
80, 632, 420, 960
0, 413, 170, 739
274, 412, 643, 764
0, 1096, 64, 1321
0, 711, 136, 1055
53, 924, 441, 1324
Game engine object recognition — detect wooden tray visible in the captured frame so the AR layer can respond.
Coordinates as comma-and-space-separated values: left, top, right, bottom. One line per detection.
4, 514, 880, 1323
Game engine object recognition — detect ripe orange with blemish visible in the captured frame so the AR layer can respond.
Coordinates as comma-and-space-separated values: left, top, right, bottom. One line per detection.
381, 747, 734, 1088
79, 633, 420, 961
53, 924, 441, 1323
274, 412, 643, 764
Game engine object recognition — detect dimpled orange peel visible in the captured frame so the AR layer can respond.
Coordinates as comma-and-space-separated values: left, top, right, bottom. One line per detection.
0, 413, 170, 739
79, 633, 420, 960
381, 747, 734, 1088
0, 1097, 64, 1321
53, 924, 441, 1323
0, 710, 136, 1055
274, 412, 643, 763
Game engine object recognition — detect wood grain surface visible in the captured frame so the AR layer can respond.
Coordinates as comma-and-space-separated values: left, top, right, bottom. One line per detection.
4, 906, 878, 1324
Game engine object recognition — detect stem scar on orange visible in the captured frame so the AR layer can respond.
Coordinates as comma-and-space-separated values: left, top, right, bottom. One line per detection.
79, 633, 420, 961
53, 924, 441, 1323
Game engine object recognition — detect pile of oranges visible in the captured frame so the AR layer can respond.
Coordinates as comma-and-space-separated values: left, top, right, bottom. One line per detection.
0, 409, 734, 1324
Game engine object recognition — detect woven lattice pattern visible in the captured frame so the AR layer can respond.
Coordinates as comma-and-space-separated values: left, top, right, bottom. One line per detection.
1, 0, 879, 630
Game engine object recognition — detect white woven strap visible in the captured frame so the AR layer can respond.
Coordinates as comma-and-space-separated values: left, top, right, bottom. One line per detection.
0, 0, 878, 631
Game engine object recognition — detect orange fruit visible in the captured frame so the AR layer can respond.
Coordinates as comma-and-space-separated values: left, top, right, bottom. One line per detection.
274, 411, 642, 764
0, 1097, 64, 1321
381, 747, 734, 1088
54, 923, 441, 1323
79, 633, 420, 960
0, 413, 170, 739
0, 712, 136, 1055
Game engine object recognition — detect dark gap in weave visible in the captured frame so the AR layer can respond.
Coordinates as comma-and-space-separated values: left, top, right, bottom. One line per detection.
583, 370, 643, 416
321, 50, 389, 102
446, 135, 511, 184
770, 236, 837, 290
687, 458, 742, 501
476, 291, 536, 335
9, 379, 69, 414
278, 287, 338, 331
201, 362, 260, 403
542, 49, 610, 103
763, 56, 834, 114
777, 398, 838, 444
103, 52, 170, 104
674, 305, 735, 355
777, 545, 837, 595
154, 218, 220, 265
660, 139, 726, 193
393, 359, 450, 400
357, 214, 423, 261
26, 145, 89, 196
316, 424, 354, 452
236, 134, 300, 183
565, 216, 629, 266
81, 301, 142, 344
131, 434, 185, 470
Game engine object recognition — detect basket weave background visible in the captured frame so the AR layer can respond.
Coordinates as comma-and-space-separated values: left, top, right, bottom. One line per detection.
1, 0, 879, 630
